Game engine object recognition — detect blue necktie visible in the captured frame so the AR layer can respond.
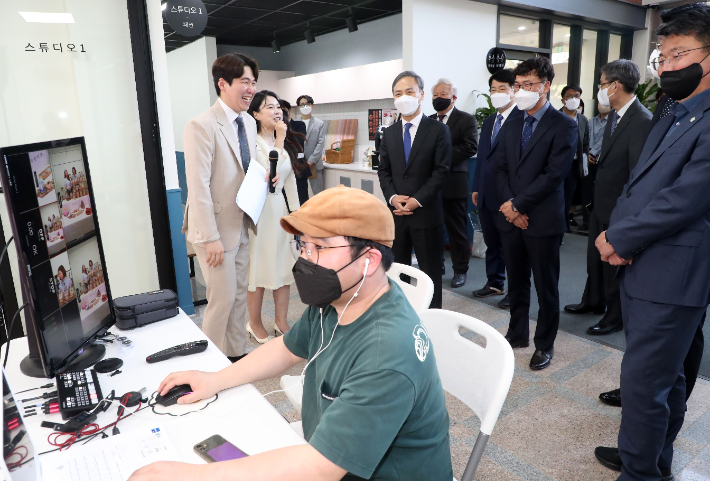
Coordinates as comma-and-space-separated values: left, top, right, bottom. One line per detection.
235, 115, 251, 172
610, 111, 620, 137
403, 123, 412, 164
521, 115, 535, 153
491, 114, 504, 144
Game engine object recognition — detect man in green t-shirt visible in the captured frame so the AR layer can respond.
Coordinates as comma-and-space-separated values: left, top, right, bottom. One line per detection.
129, 186, 453, 481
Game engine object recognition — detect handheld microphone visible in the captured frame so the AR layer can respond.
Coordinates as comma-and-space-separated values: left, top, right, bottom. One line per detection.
269, 150, 278, 193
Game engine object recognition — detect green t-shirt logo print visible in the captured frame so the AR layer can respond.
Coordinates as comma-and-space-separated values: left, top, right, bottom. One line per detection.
413, 324, 431, 362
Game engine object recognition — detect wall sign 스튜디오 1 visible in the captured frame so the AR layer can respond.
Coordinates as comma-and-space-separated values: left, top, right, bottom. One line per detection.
165, 0, 208, 37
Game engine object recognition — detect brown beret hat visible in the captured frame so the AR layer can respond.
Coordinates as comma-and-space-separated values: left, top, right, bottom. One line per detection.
280, 185, 395, 247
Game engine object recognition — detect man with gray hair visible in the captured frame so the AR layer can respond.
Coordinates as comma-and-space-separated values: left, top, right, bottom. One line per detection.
429, 79, 479, 288
378, 71, 453, 308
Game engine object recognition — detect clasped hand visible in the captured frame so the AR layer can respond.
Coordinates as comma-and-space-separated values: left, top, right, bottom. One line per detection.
392, 195, 419, 216
595, 230, 633, 266
499, 200, 528, 229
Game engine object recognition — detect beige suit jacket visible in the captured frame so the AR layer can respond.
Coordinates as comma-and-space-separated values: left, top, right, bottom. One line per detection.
182, 101, 257, 252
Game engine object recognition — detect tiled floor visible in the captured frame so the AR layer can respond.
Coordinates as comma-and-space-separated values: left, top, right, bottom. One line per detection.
189, 282, 710, 480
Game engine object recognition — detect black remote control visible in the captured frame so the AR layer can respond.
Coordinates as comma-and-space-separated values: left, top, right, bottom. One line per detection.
146, 340, 208, 364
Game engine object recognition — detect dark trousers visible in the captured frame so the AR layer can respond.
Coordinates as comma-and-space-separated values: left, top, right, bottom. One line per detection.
393, 223, 444, 309
580, 213, 622, 326
500, 230, 562, 351
564, 169, 578, 231
581, 163, 598, 227
479, 206, 506, 290
618, 286, 706, 481
685, 313, 706, 399
296, 178, 309, 207
442, 197, 469, 274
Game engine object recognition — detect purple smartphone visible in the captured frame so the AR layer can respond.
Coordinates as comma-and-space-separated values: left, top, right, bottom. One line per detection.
194, 435, 248, 463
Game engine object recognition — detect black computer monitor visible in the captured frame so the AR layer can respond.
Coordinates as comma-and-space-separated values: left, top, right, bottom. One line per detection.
0, 137, 114, 378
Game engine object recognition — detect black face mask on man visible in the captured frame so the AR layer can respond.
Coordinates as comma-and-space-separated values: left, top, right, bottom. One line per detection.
660, 51, 710, 101
292, 249, 370, 309
432, 97, 452, 112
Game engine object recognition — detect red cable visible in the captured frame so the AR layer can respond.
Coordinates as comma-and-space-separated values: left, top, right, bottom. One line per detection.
5, 445, 28, 469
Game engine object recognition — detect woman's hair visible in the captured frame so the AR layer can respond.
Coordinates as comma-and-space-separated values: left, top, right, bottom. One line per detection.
248, 90, 306, 172
57, 265, 66, 279
64, 170, 69, 179
89, 260, 93, 266
82, 265, 87, 273
72, 167, 77, 174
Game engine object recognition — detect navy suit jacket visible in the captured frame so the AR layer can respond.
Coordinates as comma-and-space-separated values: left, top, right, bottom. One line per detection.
493, 104, 578, 237
473, 107, 523, 211
608, 91, 710, 308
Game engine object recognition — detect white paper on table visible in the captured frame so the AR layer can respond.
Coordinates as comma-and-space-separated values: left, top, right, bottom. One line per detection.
582, 153, 589, 177
236, 161, 268, 224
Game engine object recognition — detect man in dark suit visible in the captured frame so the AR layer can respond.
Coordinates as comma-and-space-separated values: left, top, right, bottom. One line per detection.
559, 85, 590, 231
472, 69, 522, 309
429, 79, 479, 288
280, 99, 309, 206
378, 71, 452, 309
564, 60, 652, 337
593, 6, 710, 479
494, 57, 578, 370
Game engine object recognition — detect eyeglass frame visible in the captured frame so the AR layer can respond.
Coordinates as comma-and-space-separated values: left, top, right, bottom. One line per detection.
652, 46, 710, 70
512, 80, 547, 92
598, 80, 617, 91
290, 238, 356, 264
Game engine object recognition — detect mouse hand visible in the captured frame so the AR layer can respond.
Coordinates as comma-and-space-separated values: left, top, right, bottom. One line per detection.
157, 371, 219, 404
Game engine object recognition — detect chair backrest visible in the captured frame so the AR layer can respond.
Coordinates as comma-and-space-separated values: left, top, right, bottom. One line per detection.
386, 262, 434, 312
418, 309, 514, 435
280, 375, 304, 415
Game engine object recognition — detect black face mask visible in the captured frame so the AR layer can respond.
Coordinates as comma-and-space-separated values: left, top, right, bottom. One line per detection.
432, 97, 452, 112
660, 52, 710, 101
292, 250, 370, 309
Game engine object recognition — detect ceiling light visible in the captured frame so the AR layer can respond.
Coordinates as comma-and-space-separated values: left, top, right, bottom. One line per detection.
518, 26, 526, 31
272, 37, 280, 53
161, 2, 167, 10
305, 27, 315, 44
19, 12, 75, 23
346, 9, 358, 32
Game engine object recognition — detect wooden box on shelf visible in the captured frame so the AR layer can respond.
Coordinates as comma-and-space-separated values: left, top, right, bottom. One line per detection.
324, 139, 355, 164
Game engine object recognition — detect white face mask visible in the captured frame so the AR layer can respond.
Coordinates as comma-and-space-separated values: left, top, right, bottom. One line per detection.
490, 92, 513, 109
598, 103, 612, 114
514, 86, 543, 111
597, 83, 615, 108
394, 94, 420, 116
564, 97, 581, 111
299, 106, 312, 116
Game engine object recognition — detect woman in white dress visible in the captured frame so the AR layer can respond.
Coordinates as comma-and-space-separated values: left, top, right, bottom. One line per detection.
245, 90, 305, 342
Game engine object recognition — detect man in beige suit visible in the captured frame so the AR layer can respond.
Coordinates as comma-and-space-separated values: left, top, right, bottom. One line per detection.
182, 53, 261, 362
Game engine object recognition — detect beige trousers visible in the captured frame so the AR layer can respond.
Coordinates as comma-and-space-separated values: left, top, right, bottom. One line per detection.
194, 223, 249, 357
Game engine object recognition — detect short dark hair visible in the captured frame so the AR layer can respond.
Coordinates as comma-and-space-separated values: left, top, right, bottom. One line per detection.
488, 69, 516, 88
561, 85, 583, 98
657, 3, 710, 51
345, 237, 394, 272
656, 88, 665, 102
212, 53, 259, 97
601, 59, 640, 94
513, 56, 555, 84
392, 71, 424, 93
296, 95, 314, 106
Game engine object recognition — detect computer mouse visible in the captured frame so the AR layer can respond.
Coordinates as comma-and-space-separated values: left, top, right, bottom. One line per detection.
155, 384, 193, 407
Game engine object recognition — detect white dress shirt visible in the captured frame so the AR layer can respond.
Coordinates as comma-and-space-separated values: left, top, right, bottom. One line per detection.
303, 118, 311, 131
390, 111, 425, 207
615, 96, 637, 120
436, 108, 452, 124
218, 97, 243, 141
498, 102, 517, 126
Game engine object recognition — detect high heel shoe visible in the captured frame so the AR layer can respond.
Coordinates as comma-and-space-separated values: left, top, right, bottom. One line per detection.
274, 325, 284, 336
246, 323, 272, 344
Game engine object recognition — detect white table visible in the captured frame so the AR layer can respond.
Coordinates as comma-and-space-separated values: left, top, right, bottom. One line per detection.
2, 310, 306, 468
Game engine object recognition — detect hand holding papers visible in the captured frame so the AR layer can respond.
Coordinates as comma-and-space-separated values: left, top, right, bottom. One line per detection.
236, 161, 268, 224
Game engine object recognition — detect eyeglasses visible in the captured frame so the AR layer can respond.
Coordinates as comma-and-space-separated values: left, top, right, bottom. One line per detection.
513, 81, 545, 92
652, 46, 710, 70
289, 238, 355, 263
597, 80, 615, 90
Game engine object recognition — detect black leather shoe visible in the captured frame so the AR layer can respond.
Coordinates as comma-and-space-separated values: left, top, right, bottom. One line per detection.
227, 354, 247, 363
472, 285, 504, 298
599, 388, 621, 407
530, 348, 553, 370
451, 273, 467, 288
587, 320, 623, 335
569, 217, 579, 227
497, 294, 510, 310
594, 447, 674, 479
564, 302, 605, 314
505, 335, 529, 349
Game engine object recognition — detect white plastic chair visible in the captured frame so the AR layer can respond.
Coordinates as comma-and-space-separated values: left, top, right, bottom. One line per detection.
280, 263, 433, 419
418, 309, 515, 481
386, 262, 434, 312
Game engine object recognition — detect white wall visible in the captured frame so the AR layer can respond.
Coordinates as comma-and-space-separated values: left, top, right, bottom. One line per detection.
405, 0, 498, 117
633, 8, 655, 84
257, 70, 296, 96
166, 36, 217, 152
218, 14, 403, 77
